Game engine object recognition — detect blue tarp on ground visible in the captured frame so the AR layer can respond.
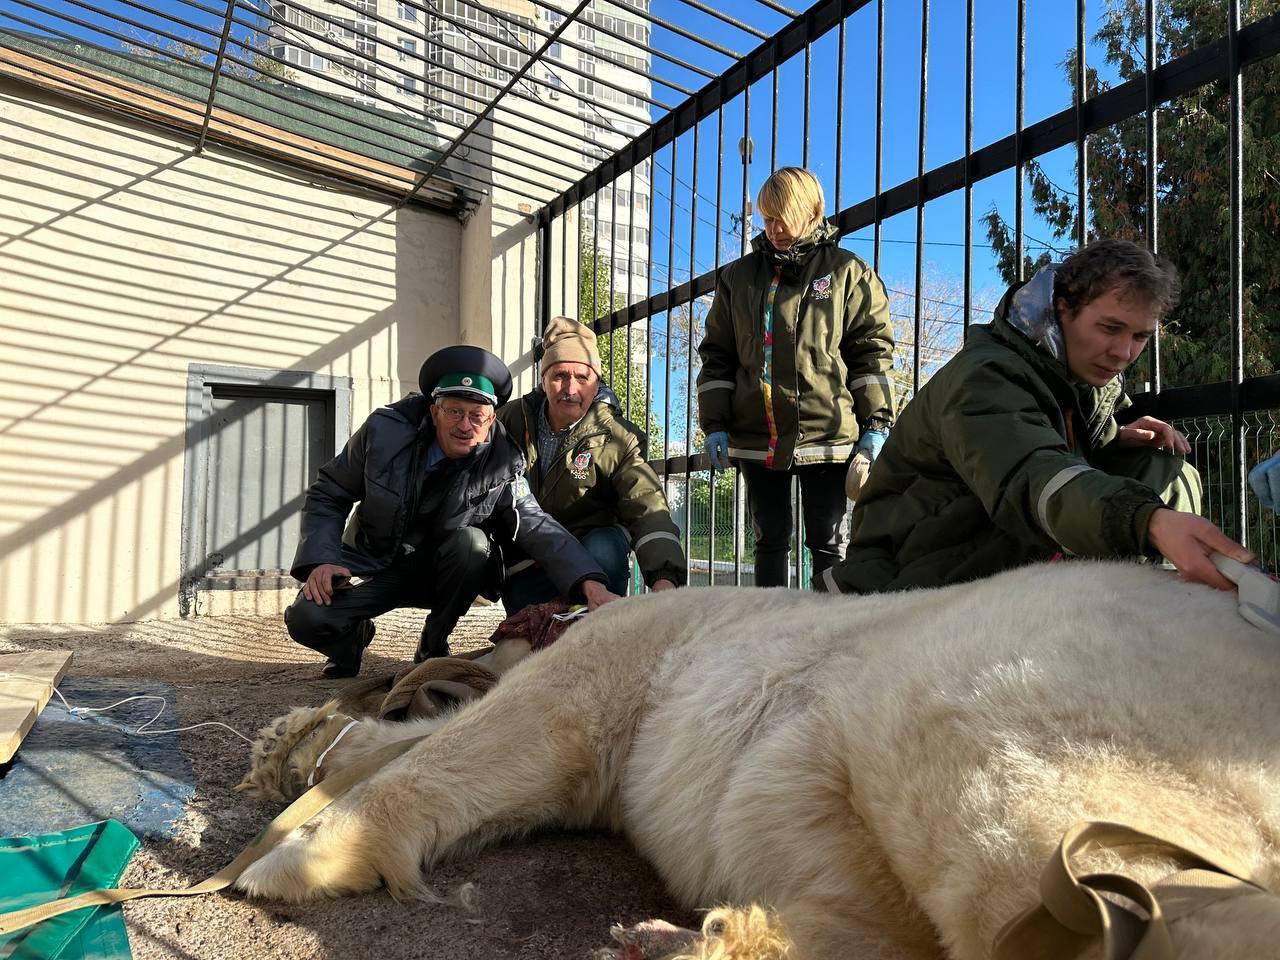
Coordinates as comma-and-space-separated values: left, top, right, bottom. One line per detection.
0, 678, 196, 841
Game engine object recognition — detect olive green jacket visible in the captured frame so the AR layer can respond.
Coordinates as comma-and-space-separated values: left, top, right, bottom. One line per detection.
696, 222, 895, 469
496, 385, 687, 587
817, 273, 1169, 595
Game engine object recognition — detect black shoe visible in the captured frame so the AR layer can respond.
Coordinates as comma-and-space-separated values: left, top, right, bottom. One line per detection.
413, 624, 449, 664
321, 620, 376, 678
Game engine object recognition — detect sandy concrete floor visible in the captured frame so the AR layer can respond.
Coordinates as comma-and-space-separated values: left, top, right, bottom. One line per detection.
1, 606, 692, 959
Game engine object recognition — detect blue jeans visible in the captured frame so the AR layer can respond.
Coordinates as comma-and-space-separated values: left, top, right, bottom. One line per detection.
501, 525, 631, 615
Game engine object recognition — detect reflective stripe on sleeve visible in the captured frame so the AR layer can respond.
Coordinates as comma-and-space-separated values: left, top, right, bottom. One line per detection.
1036, 464, 1096, 546
634, 531, 682, 551
821, 566, 840, 593
697, 380, 735, 394
848, 373, 893, 391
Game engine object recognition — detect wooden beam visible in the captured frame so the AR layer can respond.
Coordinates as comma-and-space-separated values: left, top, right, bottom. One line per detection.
0, 650, 73, 764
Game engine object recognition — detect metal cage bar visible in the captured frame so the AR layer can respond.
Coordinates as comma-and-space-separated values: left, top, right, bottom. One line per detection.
528, 1, 1280, 568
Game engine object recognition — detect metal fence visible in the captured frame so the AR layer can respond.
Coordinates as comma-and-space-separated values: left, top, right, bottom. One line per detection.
536, 0, 1280, 586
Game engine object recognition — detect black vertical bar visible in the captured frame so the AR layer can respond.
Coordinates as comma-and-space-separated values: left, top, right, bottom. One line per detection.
874, 0, 885, 271
771, 66, 779, 170
665, 137, 676, 478
575, 203, 583, 328
1228, 0, 1245, 542
742, 83, 751, 256
835, 16, 846, 211
627, 164, 636, 419
709, 460, 717, 587
560, 205, 568, 316
666, 167, 678, 581
793, 477, 801, 588
737, 82, 749, 585
1076, 0, 1089, 246
802, 39, 812, 167
686, 120, 699, 576
538, 215, 551, 333
913, 0, 929, 397
1016, 0, 1026, 280
711, 101, 725, 586
715, 110, 725, 276
609, 176, 619, 388
733, 469, 742, 585
963, 0, 974, 333
1145, 0, 1161, 393
645, 149, 657, 507
592, 181, 601, 327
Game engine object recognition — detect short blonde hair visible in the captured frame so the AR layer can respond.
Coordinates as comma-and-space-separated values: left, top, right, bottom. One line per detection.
757, 167, 825, 238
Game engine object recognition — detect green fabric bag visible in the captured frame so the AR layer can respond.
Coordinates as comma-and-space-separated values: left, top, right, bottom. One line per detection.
0, 821, 137, 960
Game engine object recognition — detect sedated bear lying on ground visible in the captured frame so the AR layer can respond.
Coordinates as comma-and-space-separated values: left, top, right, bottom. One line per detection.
236, 561, 1280, 959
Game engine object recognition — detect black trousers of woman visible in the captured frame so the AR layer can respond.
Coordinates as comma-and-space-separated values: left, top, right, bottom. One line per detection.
739, 461, 848, 588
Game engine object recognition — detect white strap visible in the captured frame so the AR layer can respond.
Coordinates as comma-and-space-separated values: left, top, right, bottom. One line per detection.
307, 718, 360, 787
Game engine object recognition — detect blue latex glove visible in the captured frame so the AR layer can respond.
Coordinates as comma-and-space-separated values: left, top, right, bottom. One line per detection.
1249, 452, 1280, 513
704, 431, 730, 471
857, 428, 888, 463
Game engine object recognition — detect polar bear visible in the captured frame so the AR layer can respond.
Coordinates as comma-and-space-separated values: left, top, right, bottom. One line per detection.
236, 562, 1280, 959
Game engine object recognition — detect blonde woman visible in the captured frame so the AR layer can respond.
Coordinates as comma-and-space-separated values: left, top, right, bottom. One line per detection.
696, 166, 895, 587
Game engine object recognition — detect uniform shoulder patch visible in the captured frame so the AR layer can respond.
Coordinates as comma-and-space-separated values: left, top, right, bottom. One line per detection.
512, 475, 532, 500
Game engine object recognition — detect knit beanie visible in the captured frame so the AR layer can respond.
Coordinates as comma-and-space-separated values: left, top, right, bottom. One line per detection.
541, 316, 602, 374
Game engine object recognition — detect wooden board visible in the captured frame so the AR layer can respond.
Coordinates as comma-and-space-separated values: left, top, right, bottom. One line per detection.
0, 651, 73, 764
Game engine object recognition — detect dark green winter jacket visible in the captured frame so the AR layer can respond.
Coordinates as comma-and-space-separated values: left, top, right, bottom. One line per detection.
696, 222, 895, 470
496, 384, 687, 587
817, 272, 1169, 595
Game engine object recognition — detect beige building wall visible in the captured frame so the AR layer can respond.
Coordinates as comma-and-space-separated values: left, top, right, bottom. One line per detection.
0, 80, 463, 624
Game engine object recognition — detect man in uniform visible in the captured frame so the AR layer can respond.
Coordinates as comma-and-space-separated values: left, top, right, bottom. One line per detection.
285, 344, 619, 677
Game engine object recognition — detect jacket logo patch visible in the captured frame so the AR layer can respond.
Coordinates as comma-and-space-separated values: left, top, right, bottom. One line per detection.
811, 274, 832, 300
571, 451, 592, 479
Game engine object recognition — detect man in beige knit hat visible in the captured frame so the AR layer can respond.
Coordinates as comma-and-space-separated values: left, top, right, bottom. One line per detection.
497, 317, 686, 613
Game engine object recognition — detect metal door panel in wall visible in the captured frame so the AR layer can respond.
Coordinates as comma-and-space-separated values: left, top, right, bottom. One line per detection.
181, 364, 352, 616
204, 387, 331, 582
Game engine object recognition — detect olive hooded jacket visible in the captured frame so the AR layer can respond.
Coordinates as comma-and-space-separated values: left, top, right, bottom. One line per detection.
817, 265, 1176, 595
497, 383, 686, 588
696, 222, 896, 470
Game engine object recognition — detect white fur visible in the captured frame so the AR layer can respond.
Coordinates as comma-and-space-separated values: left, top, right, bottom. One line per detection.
236, 562, 1280, 958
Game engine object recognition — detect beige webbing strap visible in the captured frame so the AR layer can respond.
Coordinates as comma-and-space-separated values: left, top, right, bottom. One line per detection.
994, 820, 1270, 960
0, 736, 424, 937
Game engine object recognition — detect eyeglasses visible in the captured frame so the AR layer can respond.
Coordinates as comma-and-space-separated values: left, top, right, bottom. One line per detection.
437, 405, 493, 428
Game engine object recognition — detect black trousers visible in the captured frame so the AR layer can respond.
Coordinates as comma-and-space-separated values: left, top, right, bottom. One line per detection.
740, 461, 849, 588
284, 527, 499, 664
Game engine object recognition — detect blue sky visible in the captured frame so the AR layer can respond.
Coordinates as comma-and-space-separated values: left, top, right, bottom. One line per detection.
640, 0, 1140, 310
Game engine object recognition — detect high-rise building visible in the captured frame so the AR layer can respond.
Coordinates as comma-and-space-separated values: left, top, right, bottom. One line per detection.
263, 0, 653, 307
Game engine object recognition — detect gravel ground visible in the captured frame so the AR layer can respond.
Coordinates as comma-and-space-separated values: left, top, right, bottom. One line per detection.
1, 607, 693, 959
